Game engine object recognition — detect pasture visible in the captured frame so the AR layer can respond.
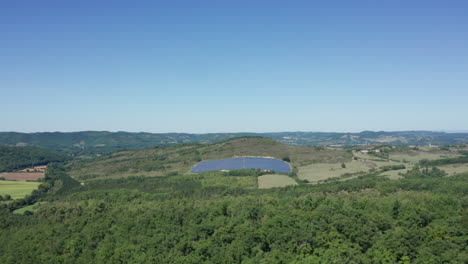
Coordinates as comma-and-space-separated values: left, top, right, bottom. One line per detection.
0, 180, 41, 199
258, 174, 297, 189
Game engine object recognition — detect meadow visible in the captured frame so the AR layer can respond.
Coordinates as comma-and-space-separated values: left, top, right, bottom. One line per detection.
257, 174, 297, 188
0, 180, 41, 199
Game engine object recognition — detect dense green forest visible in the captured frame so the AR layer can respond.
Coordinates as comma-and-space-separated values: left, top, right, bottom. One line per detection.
1, 131, 468, 153
1, 163, 467, 263
0, 145, 70, 172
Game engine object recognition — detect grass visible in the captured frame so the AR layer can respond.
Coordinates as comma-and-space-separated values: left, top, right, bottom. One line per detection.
13, 202, 47, 215
0, 180, 41, 199
258, 174, 297, 189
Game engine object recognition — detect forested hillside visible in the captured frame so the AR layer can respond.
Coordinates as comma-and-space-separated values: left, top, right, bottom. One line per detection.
0, 145, 70, 172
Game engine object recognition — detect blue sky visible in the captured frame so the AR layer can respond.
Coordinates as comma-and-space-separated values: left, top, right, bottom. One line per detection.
1, 1, 467, 133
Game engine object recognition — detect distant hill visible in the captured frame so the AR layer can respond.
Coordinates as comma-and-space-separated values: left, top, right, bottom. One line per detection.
0, 130, 467, 153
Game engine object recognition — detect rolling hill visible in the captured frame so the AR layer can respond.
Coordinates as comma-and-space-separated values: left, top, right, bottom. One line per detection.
69, 137, 352, 180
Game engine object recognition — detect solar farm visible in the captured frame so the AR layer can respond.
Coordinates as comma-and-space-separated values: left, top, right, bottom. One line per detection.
191, 157, 291, 173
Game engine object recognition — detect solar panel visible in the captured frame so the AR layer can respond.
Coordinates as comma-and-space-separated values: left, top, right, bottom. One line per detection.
191, 157, 290, 173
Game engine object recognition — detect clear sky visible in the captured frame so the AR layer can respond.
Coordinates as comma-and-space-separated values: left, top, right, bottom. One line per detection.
1, 1, 467, 133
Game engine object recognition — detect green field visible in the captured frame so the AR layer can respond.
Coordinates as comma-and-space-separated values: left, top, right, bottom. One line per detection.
0, 180, 41, 199
258, 174, 297, 189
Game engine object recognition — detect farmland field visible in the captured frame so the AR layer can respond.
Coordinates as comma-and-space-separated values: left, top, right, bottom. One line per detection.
389, 152, 460, 163
258, 174, 297, 189
438, 163, 468, 176
0, 172, 44, 181
297, 160, 373, 183
0, 180, 41, 199
298, 152, 408, 183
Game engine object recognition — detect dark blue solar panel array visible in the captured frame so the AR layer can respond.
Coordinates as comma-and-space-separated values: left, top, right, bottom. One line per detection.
191, 157, 291, 173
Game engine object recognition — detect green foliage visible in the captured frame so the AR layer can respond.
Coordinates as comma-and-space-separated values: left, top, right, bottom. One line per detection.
402, 166, 447, 178
0, 145, 70, 172
223, 169, 271, 177
380, 164, 406, 171
419, 155, 468, 166
0, 168, 466, 263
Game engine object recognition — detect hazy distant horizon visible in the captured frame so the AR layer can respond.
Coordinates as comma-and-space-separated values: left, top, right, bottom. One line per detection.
2, 129, 468, 134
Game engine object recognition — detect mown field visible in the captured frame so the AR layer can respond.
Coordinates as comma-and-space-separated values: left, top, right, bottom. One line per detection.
0, 180, 41, 199
257, 174, 297, 189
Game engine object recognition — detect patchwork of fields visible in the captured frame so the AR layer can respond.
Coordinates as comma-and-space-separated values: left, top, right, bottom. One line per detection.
297, 148, 466, 183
